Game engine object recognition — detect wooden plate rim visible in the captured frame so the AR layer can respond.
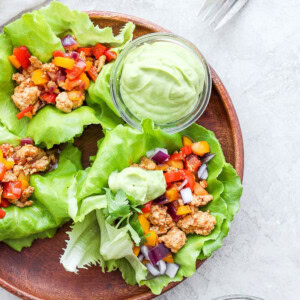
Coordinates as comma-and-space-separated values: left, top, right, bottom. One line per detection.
0, 11, 244, 300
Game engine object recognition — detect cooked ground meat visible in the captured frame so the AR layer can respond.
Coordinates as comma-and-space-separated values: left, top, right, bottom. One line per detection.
177, 211, 216, 236
159, 227, 187, 253
94, 55, 106, 73
131, 156, 157, 170
148, 204, 175, 235
55, 92, 73, 113
20, 186, 34, 202
2, 171, 17, 182
190, 194, 213, 207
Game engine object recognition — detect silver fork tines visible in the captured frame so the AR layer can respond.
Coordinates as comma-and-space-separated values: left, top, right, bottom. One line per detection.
198, 0, 249, 31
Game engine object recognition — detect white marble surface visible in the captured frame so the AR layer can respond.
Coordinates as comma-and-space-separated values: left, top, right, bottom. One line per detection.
1, 0, 300, 299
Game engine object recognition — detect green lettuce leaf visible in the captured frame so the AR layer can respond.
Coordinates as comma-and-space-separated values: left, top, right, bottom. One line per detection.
0, 124, 20, 146
26, 106, 100, 149
0, 144, 82, 244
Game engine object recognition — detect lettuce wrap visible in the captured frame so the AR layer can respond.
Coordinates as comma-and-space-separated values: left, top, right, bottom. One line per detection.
0, 1, 135, 147
0, 141, 83, 251
61, 121, 242, 294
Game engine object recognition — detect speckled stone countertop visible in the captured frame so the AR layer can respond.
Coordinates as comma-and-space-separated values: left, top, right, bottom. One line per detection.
1, 0, 299, 299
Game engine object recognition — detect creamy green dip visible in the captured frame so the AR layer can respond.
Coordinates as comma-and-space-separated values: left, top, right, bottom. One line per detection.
108, 167, 166, 204
120, 41, 205, 124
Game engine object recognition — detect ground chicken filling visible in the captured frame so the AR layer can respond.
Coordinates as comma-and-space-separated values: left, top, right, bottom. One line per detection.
133, 137, 217, 266
9, 36, 117, 119
0, 141, 56, 209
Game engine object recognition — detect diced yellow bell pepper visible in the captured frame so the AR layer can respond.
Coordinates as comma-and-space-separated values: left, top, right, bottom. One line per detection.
68, 91, 83, 102
85, 61, 93, 71
0, 149, 3, 161
166, 186, 179, 202
79, 72, 90, 90
20, 179, 29, 191
1, 159, 14, 170
31, 69, 49, 85
191, 141, 210, 157
24, 112, 32, 119
145, 230, 158, 247
144, 212, 150, 218
167, 159, 184, 169
182, 136, 193, 146
176, 205, 192, 215
138, 214, 150, 234
53, 57, 75, 70
18, 171, 30, 182
163, 253, 174, 263
156, 164, 169, 171
133, 245, 140, 256
194, 182, 209, 196
8, 55, 21, 69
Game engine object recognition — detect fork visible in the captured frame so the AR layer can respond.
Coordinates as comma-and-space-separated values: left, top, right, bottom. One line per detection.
198, 0, 249, 31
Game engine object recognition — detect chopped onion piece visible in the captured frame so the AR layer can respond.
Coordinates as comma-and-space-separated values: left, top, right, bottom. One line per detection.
153, 195, 169, 205
138, 254, 144, 262
141, 245, 149, 260
201, 168, 208, 180
166, 263, 179, 278
146, 148, 169, 163
70, 51, 79, 60
180, 187, 193, 204
146, 149, 156, 158
201, 153, 216, 164
148, 244, 170, 265
177, 179, 188, 191
167, 202, 181, 222
146, 263, 160, 276
197, 163, 207, 179
20, 137, 33, 146
157, 260, 167, 275
61, 35, 77, 49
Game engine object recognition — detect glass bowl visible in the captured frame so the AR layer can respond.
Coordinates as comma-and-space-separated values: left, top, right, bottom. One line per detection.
110, 32, 212, 133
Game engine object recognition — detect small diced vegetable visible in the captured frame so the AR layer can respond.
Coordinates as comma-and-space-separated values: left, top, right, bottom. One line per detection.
182, 136, 193, 146
20, 138, 33, 146
194, 182, 209, 196
87, 66, 98, 81
145, 230, 158, 247
148, 243, 170, 265
166, 263, 179, 278
0, 199, 10, 208
180, 187, 193, 204
182, 169, 195, 191
166, 202, 181, 222
85, 61, 93, 71
0, 209, 6, 219
92, 43, 107, 59
141, 201, 152, 214
144, 212, 150, 218
133, 245, 140, 256
104, 50, 117, 62
13, 46, 31, 70
76, 47, 92, 56
166, 186, 179, 202
156, 164, 169, 171
146, 263, 160, 276
61, 35, 79, 51
31, 69, 49, 85
167, 159, 184, 169
180, 145, 192, 156
197, 163, 208, 180
157, 260, 167, 275
1, 159, 14, 170
201, 153, 216, 164
191, 141, 210, 156
185, 154, 201, 173
53, 50, 64, 57
41, 93, 57, 104
20, 179, 29, 191
79, 72, 90, 90
0, 163, 6, 181
138, 214, 150, 234
53, 57, 75, 70
176, 205, 192, 215
3, 181, 22, 200
18, 171, 30, 182
163, 253, 174, 263
8, 55, 21, 69
68, 91, 83, 102
153, 195, 169, 205
67, 60, 86, 80
169, 152, 185, 161
164, 171, 184, 183
140, 245, 150, 260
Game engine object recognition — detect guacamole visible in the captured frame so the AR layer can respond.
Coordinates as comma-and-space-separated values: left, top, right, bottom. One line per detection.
120, 41, 205, 124
108, 167, 166, 204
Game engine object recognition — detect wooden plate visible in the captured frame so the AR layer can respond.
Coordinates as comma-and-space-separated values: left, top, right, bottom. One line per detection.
0, 12, 244, 300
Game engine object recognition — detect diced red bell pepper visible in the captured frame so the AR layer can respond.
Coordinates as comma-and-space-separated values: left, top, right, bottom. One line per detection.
104, 50, 117, 62
141, 201, 152, 214
0, 199, 10, 208
41, 93, 57, 103
13, 46, 31, 70
170, 151, 185, 161
180, 145, 192, 156
16, 105, 33, 120
164, 171, 184, 183
65, 78, 82, 91
181, 169, 195, 192
185, 154, 201, 173
53, 50, 65, 57
76, 47, 92, 56
87, 66, 98, 81
0, 208, 5, 219
92, 43, 107, 59
66, 60, 86, 80
3, 181, 22, 200
0, 163, 6, 181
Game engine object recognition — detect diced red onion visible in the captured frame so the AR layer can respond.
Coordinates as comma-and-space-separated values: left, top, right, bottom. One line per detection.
146, 263, 160, 276
138, 254, 144, 262
48, 86, 54, 93
167, 202, 181, 222
20, 137, 34, 146
180, 187, 193, 204
177, 179, 188, 191
157, 260, 166, 275
70, 51, 79, 60
148, 244, 170, 266
61, 35, 77, 49
146, 148, 169, 163
197, 164, 208, 180
201, 153, 216, 164
201, 168, 208, 180
166, 263, 179, 278
141, 245, 150, 260
153, 195, 169, 205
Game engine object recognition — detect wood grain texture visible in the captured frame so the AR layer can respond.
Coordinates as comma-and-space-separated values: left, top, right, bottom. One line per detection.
0, 12, 244, 300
